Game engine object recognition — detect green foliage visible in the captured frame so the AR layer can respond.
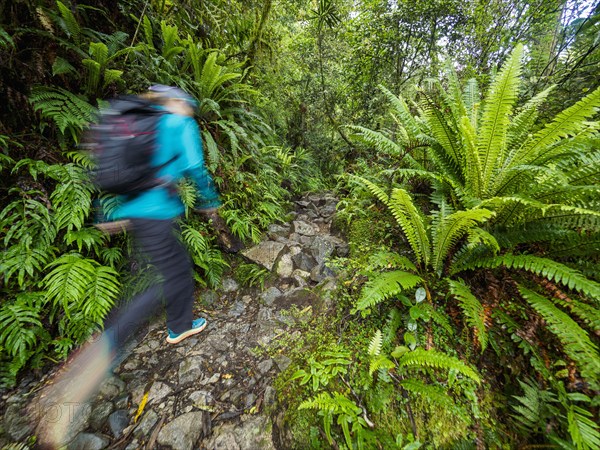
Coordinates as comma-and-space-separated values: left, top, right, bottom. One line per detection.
29, 86, 96, 141
447, 279, 487, 352
235, 263, 269, 289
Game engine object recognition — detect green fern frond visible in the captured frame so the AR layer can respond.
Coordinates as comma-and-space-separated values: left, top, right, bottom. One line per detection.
142, 15, 154, 49
462, 78, 480, 129
368, 330, 383, 357
0, 294, 45, 359
567, 403, 600, 450
459, 253, 600, 301
160, 21, 184, 62
420, 92, 462, 169
511, 379, 558, 432
432, 208, 494, 274
506, 85, 555, 152
356, 270, 423, 313
388, 188, 430, 266
44, 254, 120, 327
49, 163, 94, 231
447, 279, 488, 351
400, 378, 457, 410
518, 285, 600, 387
29, 86, 96, 139
477, 44, 523, 196
511, 86, 600, 168
202, 130, 220, 172
56, 0, 81, 44
346, 125, 404, 157
397, 348, 481, 383
369, 354, 395, 376
368, 251, 417, 272
379, 85, 422, 137
553, 299, 600, 334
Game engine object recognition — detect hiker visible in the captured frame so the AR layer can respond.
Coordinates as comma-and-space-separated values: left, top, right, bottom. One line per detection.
102, 84, 222, 347
34, 85, 223, 447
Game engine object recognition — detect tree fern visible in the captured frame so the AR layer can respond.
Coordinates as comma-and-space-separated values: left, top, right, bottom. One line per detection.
396, 348, 481, 383
518, 286, 600, 388
447, 279, 488, 352
356, 270, 423, 313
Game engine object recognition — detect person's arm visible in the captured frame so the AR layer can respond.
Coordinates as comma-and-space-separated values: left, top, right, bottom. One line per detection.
179, 117, 222, 210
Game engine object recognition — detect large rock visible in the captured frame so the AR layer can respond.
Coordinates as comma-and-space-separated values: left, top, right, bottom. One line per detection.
310, 236, 335, 265
259, 287, 282, 306
291, 252, 317, 272
69, 432, 110, 450
179, 356, 204, 385
203, 415, 275, 450
291, 220, 318, 236
108, 410, 129, 438
267, 223, 291, 239
242, 241, 287, 271
158, 412, 208, 450
276, 252, 294, 278
4, 402, 32, 441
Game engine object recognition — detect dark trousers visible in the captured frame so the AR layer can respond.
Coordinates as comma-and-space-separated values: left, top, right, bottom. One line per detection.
105, 218, 195, 347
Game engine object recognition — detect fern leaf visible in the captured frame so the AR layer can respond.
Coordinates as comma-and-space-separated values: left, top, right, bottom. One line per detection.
56, 0, 81, 44
518, 285, 600, 387
388, 188, 430, 266
356, 270, 423, 312
513, 86, 600, 167
400, 378, 457, 410
368, 330, 383, 357
477, 44, 523, 196
421, 92, 462, 169
567, 404, 600, 450
379, 85, 422, 137
462, 78, 480, 129
369, 354, 395, 376
0, 294, 45, 359
397, 348, 481, 383
447, 279, 488, 351
346, 125, 404, 157
460, 253, 600, 302
432, 208, 494, 274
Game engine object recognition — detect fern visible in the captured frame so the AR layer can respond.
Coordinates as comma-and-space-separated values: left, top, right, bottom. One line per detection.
457, 253, 600, 302
56, 0, 81, 44
518, 286, 600, 388
44, 253, 120, 328
356, 270, 423, 313
511, 379, 558, 433
0, 294, 46, 360
400, 378, 458, 411
447, 279, 488, 352
397, 348, 481, 383
513, 86, 600, 168
477, 44, 523, 196
29, 86, 96, 141
431, 208, 494, 274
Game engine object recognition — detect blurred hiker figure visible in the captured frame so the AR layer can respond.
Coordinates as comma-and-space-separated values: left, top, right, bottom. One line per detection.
34, 85, 226, 447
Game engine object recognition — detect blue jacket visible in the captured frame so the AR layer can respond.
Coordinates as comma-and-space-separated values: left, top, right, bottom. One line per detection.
113, 110, 221, 220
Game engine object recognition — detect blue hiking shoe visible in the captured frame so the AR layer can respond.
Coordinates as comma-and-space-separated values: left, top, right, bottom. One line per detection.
166, 317, 207, 344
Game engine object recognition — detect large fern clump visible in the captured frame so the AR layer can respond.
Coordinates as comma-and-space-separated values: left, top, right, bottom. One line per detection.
343, 44, 600, 447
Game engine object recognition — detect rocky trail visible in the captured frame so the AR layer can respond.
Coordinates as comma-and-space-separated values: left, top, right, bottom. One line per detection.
1, 192, 348, 450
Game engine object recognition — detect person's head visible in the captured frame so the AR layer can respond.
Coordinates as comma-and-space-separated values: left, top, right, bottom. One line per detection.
147, 84, 198, 117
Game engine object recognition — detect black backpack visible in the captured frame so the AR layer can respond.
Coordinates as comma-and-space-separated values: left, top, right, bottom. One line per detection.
90, 96, 175, 197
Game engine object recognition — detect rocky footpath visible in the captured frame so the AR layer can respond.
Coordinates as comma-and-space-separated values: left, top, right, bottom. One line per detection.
1, 192, 347, 450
